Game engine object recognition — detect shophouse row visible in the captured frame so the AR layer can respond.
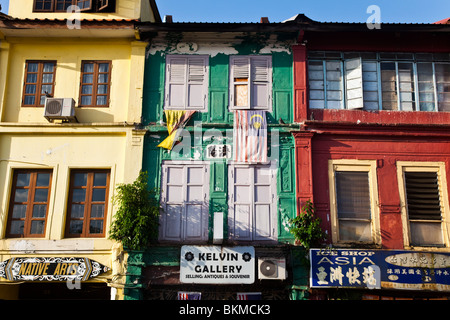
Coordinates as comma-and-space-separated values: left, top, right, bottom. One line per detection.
0, 0, 449, 300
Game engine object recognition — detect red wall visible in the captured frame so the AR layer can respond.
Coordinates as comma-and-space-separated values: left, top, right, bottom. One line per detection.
309, 131, 450, 249
292, 31, 450, 249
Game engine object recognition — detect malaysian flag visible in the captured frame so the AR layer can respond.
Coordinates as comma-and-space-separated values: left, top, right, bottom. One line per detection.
237, 292, 262, 300
177, 291, 201, 300
233, 110, 268, 163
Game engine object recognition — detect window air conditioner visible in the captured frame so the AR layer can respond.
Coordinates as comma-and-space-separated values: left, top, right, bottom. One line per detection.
44, 98, 76, 122
258, 257, 287, 280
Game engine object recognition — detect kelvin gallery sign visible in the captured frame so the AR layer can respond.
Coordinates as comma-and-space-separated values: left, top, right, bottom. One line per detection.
180, 246, 255, 284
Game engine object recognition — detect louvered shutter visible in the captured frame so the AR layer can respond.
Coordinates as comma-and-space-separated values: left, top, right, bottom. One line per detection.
186, 57, 207, 110
405, 172, 442, 220
230, 57, 250, 109
251, 57, 272, 110
344, 58, 364, 109
404, 171, 444, 246
166, 57, 187, 109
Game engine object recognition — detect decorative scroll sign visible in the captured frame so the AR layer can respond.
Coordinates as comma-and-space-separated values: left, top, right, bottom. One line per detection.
0, 257, 110, 281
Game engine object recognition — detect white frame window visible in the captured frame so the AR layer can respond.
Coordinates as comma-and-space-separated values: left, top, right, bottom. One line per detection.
308, 52, 450, 112
328, 160, 381, 244
228, 164, 277, 242
397, 162, 450, 248
164, 55, 209, 111
159, 162, 209, 242
229, 55, 272, 111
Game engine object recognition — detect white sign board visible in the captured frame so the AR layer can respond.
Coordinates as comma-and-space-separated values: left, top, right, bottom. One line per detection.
180, 246, 255, 284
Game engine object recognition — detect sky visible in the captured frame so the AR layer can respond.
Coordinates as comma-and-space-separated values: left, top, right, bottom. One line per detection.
0, 0, 449, 24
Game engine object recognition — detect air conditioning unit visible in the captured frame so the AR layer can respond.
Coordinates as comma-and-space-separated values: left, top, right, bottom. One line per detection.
258, 257, 287, 280
44, 98, 76, 122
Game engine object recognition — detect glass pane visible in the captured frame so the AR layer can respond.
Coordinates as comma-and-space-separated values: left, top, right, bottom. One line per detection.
71, 204, 85, 218
27, 74, 37, 83
73, 173, 87, 186
81, 96, 92, 105
24, 96, 35, 105
12, 205, 27, 219
14, 189, 29, 203
89, 220, 103, 234
43, 63, 54, 72
96, 96, 107, 105
27, 63, 38, 73
98, 73, 109, 83
235, 84, 248, 107
92, 189, 106, 202
99, 63, 109, 73
72, 189, 86, 203
93, 173, 107, 186
69, 221, 83, 234
410, 222, 443, 246
32, 204, 47, 218
36, 173, 50, 187
91, 204, 104, 218
83, 63, 94, 73
16, 173, 30, 186
339, 220, 372, 242
82, 85, 93, 94
97, 84, 108, 94
25, 84, 36, 94
42, 74, 53, 84
30, 221, 45, 235
34, 189, 48, 202
41, 84, 52, 94
10, 221, 24, 235
82, 74, 93, 84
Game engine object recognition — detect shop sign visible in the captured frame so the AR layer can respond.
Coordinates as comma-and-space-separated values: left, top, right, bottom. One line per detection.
0, 257, 110, 282
310, 249, 450, 291
180, 246, 255, 284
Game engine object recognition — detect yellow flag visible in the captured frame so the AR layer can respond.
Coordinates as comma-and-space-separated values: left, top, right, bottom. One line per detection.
158, 110, 195, 150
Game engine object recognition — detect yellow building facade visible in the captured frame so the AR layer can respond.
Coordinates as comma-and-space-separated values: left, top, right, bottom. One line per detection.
0, 0, 160, 299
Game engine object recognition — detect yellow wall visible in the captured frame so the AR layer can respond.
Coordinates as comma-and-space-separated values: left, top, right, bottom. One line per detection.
0, 2, 149, 297
0, 38, 146, 124
8, 0, 158, 22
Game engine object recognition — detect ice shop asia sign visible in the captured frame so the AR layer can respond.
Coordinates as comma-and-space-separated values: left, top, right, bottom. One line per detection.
180, 246, 255, 284
310, 249, 450, 291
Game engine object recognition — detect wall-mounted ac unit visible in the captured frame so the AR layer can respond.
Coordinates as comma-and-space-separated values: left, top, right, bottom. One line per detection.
44, 98, 76, 122
258, 257, 287, 280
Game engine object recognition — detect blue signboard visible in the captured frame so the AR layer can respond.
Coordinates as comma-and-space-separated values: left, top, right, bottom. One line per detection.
310, 249, 450, 291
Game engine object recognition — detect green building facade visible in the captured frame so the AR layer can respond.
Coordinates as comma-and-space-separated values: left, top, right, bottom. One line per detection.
124, 22, 309, 300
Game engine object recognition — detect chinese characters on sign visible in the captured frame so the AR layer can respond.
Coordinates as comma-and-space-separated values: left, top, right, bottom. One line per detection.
310, 249, 450, 291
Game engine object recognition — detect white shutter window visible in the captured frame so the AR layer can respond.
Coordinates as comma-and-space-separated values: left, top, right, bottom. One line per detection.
344, 57, 364, 109
230, 56, 272, 110
251, 57, 272, 110
165, 55, 208, 111
160, 163, 209, 242
228, 164, 277, 241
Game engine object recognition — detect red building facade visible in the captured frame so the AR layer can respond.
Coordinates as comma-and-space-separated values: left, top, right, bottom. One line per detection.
292, 16, 450, 299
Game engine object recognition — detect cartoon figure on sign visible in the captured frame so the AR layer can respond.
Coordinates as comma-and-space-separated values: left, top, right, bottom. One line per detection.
316, 266, 328, 285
